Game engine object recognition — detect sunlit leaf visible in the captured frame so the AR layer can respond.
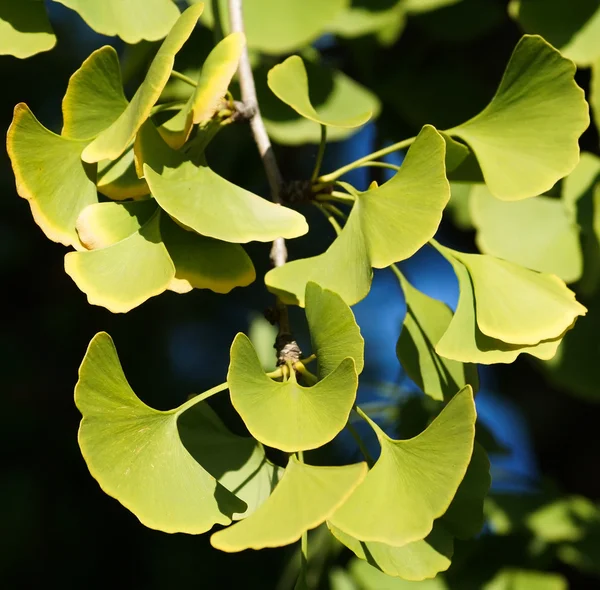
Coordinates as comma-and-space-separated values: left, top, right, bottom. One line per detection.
305, 282, 364, 378
210, 457, 367, 551
329, 386, 476, 546
396, 272, 478, 402
160, 214, 255, 294
470, 184, 582, 283
509, 0, 600, 66
7, 103, 97, 249
53, 0, 181, 44
61, 45, 128, 141
268, 55, 372, 128
403, 0, 463, 13
82, 4, 203, 163
329, 1, 405, 40
199, 0, 348, 55
436, 256, 567, 364
450, 250, 586, 345
0, 0, 55, 58
447, 35, 589, 201
97, 146, 150, 200
65, 211, 175, 313
349, 558, 448, 589
76, 332, 246, 533
159, 32, 244, 149
228, 334, 358, 452
329, 523, 453, 581
260, 57, 381, 144
266, 125, 449, 306
76, 200, 157, 250
484, 569, 567, 590
144, 160, 308, 244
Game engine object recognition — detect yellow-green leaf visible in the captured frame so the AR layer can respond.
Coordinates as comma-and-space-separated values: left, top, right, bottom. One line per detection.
0, 0, 55, 58
210, 457, 367, 552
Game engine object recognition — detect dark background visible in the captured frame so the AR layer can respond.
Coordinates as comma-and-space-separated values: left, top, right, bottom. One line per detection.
2, 1, 600, 587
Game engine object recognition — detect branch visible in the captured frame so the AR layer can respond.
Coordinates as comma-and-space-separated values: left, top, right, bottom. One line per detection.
228, 0, 286, 268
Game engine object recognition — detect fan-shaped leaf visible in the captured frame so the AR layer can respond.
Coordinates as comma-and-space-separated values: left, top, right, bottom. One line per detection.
470, 184, 582, 283
61, 45, 128, 141
82, 4, 203, 163
76, 332, 247, 533
7, 103, 97, 249
0, 0, 55, 58
435, 257, 567, 364
268, 55, 372, 128
65, 210, 175, 313
329, 522, 453, 581
53, 0, 181, 44
144, 160, 308, 243
227, 334, 358, 452
349, 559, 449, 589
266, 125, 449, 306
305, 282, 364, 378
97, 145, 150, 200
447, 35, 589, 201
210, 457, 367, 552
396, 272, 478, 402
329, 386, 476, 546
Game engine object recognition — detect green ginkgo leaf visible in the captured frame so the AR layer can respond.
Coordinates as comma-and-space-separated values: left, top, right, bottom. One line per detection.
450, 250, 586, 345
65, 210, 175, 313
144, 160, 308, 244
76, 332, 246, 533
260, 57, 381, 145
199, 0, 348, 55
53, 0, 181, 44
470, 184, 583, 283
329, 386, 476, 546
447, 35, 589, 201
266, 125, 449, 306
7, 103, 97, 249
396, 272, 478, 402
97, 145, 150, 200
484, 569, 567, 590
160, 32, 244, 149
329, 1, 405, 39
267, 55, 373, 128
305, 282, 364, 378
61, 45, 128, 141
0, 0, 56, 58
435, 257, 567, 364
82, 4, 203, 163
227, 334, 358, 452
160, 214, 256, 294
509, 0, 600, 67
349, 558, 449, 589
329, 522, 453, 581
76, 200, 158, 250
210, 457, 367, 552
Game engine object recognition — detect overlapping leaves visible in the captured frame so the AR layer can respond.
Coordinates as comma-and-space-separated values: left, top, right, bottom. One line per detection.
0, 0, 56, 58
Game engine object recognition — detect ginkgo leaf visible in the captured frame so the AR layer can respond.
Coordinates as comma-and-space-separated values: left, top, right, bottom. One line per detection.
53, 0, 181, 44
349, 558, 449, 589
265, 125, 449, 306
76, 200, 158, 250
435, 257, 567, 364
450, 250, 586, 345
509, 0, 600, 67
396, 271, 479, 402
329, 1, 405, 39
329, 386, 476, 546
0, 0, 55, 58
199, 0, 348, 55
81, 4, 203, 163
260, 58, 381, 145
144, 160, 308, 244
65, 210, 175, 313
76, 331, 276, 533
97, 145, 150, 200
61, 45, 128, 141
210, 457, 367, 552
160, 214, 255, 294
268, 55, 373, 128
447, 35, 589, 201
470, 184, 582, 283
329, 522, 453, 581
305, 282, 364, 378
227, 334, 358, 452
484, 569, 567, 590
159, 32, 245, 149
7, 103, 97, 249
